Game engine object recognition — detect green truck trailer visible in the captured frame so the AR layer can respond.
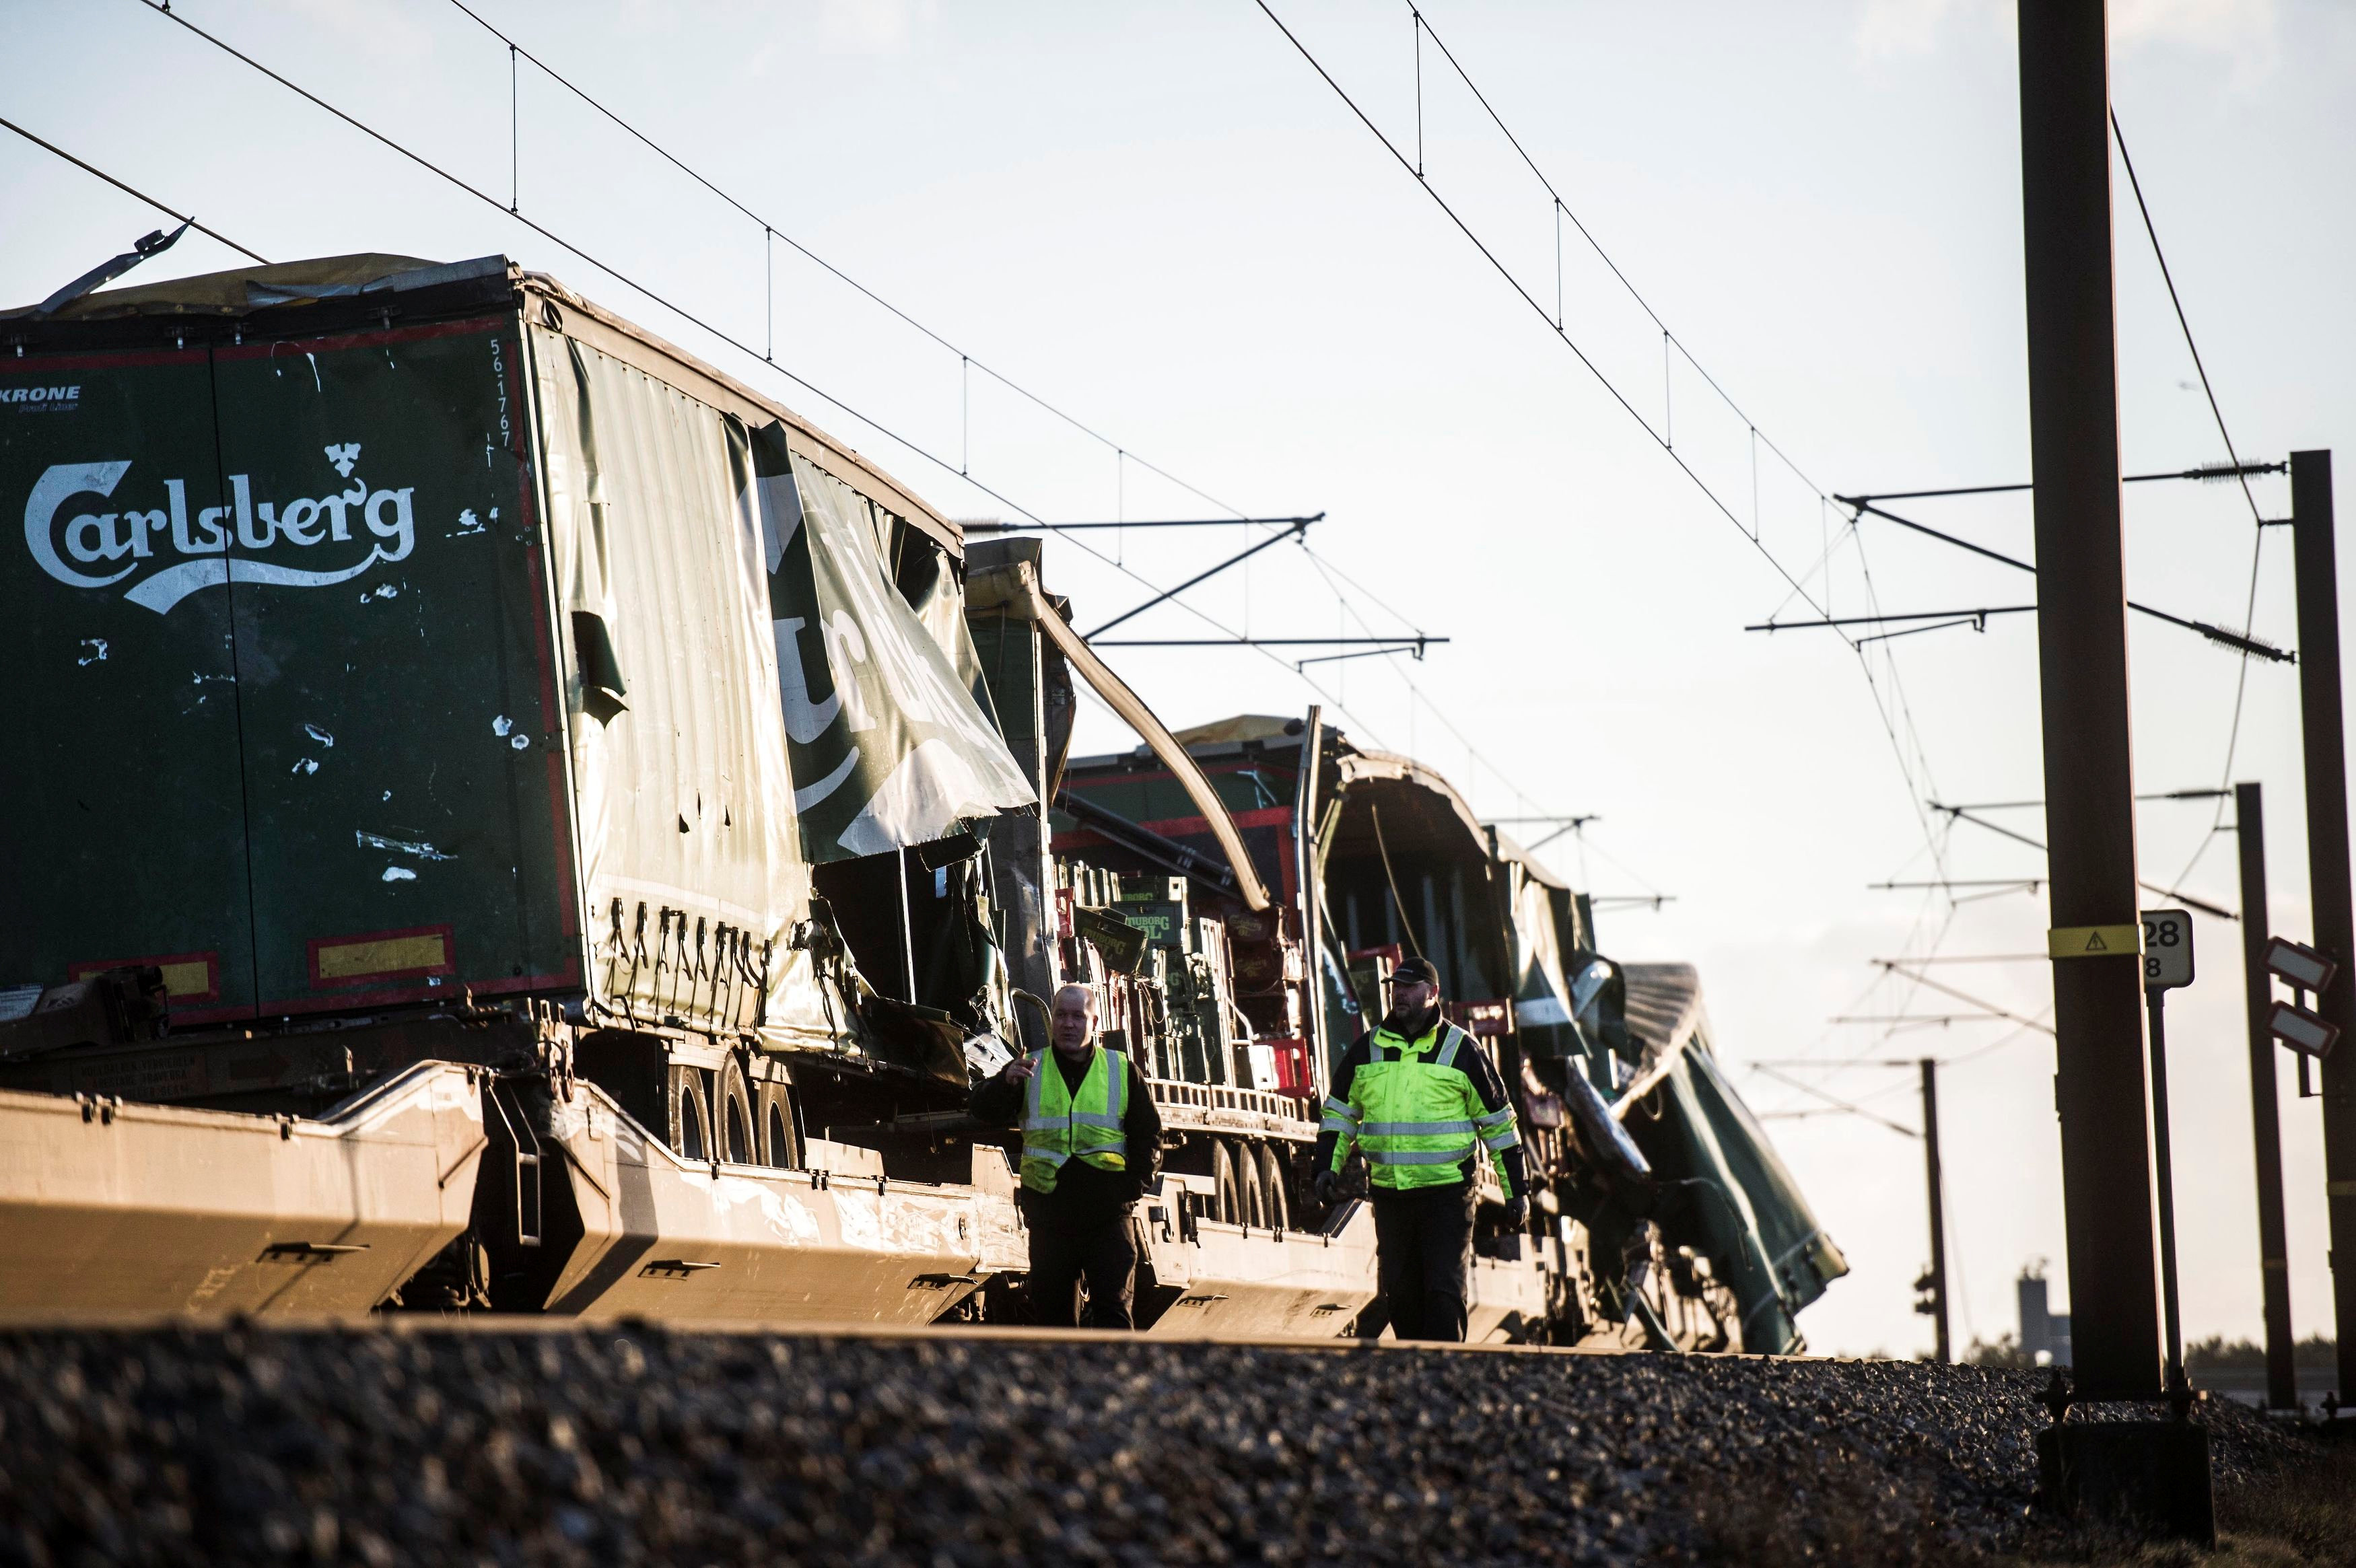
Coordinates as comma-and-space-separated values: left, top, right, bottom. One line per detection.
0, 251, 1842, 1347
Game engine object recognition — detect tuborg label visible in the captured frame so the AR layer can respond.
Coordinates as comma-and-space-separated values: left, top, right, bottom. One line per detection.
21, 443, 413, 614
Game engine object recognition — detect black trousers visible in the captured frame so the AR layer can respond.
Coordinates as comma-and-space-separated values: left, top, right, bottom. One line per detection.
1021, 1197, 1138, 1330
1371, 1182, 1476, 1343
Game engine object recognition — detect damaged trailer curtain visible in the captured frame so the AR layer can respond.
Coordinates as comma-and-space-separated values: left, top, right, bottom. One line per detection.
739, 421, 1033, 863
530, 329, 833, 1046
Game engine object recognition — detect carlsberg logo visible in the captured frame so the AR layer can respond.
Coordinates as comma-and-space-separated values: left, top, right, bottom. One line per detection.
24, 444, 414, 614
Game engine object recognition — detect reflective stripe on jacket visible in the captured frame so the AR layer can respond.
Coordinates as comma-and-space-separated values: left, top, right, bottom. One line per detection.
1020, 1045, 1130, 1194
1331, 1022, 1521, 1192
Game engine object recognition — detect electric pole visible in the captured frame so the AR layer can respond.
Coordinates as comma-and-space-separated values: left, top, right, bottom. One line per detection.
2289, 448, 2356, 1404
2017, 0, 2165, 1398
1919, 1058, 1951, 1363
2236, 781, 2299, 1410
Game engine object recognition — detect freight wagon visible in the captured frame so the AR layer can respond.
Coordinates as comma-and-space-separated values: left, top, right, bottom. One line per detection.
0, 252, 1842, 1347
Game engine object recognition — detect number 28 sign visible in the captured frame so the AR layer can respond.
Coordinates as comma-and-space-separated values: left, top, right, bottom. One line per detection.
2141, 908, 2194, 991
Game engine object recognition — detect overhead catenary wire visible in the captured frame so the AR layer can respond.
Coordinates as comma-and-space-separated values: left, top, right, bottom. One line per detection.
1836, 460, 2283, 506
1832, 1015, 2021, 1029
2110, 110, 2275, 894
1830, 501, 2290, 663
1249, 0, 1962, 951
1854, 616, 1994, 648
444, 3, 1486, 808
2110, 114, 2266, 538
1288, 542, 1583, 840
1842, 116, 2299, 912
0, 116, 270, 266
441, 0, 1257, 530
1929, 802, 2236, 919
1094, 636, 1446, 649
1251, 0, 1831, 617
1751, 1065, 1919, 1139
968, 515, 1327, 533
124, 1, 1049, 532
1871, 963, 2056, 1037
1750, 997, 2051, 1129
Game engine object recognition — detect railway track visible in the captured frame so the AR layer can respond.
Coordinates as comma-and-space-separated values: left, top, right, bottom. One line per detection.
0, 1320, 2311, 1565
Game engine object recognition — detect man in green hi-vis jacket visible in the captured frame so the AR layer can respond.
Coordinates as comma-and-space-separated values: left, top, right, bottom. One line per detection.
1314, 956, 1529, 1342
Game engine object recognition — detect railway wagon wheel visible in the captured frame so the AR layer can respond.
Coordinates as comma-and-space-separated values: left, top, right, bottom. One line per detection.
667, 1064, 714, 1162
716, 1057, 758, 1166
1257, 1142, 1290, 1233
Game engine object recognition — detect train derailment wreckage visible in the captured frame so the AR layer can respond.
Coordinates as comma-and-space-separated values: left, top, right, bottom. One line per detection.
0, 253, 1846, 1347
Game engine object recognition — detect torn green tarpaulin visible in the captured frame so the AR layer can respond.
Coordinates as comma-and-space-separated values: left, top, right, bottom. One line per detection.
1506, 861, 1583, 1056
738, 420, 1031, 862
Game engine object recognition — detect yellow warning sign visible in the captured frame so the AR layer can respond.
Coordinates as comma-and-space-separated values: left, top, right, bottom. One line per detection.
2048, 924, 2145, 959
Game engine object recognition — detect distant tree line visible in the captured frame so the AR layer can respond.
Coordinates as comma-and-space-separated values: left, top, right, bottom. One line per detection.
2183, 1334, 2338, 1371
1962, 1332, 2336, 1370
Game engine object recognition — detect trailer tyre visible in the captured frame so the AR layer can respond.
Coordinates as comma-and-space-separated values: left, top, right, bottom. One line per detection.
716, 1057, 757, 1166
667, 1065, 713, 1162
1210, 1139, 1240, 1225
1232, 1138, 1269, 1230
756, 1079, 800, 1170
1257, 1141, 1290, 1233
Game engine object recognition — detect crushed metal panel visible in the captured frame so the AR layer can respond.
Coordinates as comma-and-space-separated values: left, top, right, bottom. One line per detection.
1, 254, 448, 322
1600, 958, 1849, 1346
1645, 1053, 1799, 1352
1682, 1041, 1850, 1313
531, 328, 822, 1041
1614, 961, 1705, 1107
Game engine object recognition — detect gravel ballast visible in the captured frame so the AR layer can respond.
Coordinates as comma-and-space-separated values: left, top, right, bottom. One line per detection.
0, 1325, 2315, 1565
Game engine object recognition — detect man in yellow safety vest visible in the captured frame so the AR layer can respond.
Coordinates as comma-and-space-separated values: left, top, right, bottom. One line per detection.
1313, 956, 1529, 1341
971, 983, 1162, 1327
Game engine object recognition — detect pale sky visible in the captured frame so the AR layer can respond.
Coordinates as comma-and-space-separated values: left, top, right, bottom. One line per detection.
6, 0, 2353, 1361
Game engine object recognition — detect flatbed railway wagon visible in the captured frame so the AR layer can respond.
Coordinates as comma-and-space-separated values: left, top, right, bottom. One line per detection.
0, 251, 1842, 1346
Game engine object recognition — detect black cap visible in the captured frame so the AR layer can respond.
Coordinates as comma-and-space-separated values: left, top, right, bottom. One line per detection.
1391, 956, 1441, 989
